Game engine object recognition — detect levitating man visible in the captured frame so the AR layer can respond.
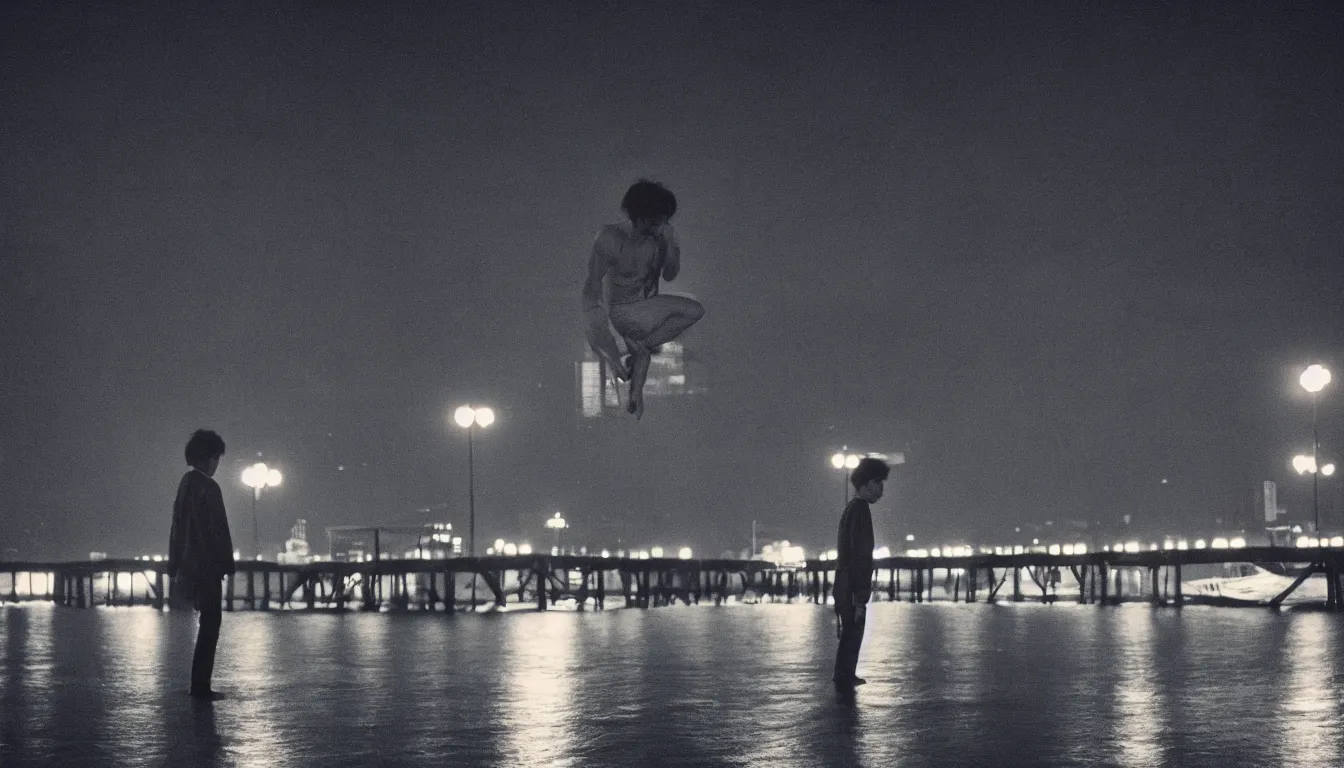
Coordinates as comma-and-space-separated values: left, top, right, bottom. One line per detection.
167, 429, 235, 699
582, 179, 705, 419
832, 457, 889, 687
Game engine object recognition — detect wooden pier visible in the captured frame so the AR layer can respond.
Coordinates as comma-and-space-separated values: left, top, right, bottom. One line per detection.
3, 547, 1343, 612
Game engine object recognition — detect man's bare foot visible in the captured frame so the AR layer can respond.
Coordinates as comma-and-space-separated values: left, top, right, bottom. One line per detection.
627, 345, 651, 420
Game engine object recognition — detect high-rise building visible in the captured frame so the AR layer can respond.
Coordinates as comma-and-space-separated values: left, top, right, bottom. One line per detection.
576, 324, 706, 418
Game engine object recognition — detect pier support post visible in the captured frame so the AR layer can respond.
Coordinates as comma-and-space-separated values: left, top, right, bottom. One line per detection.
1012, 567, 1022, 602
889, 568, 897, 601
155, 571, 165, 611
1173, 562, 1183, 607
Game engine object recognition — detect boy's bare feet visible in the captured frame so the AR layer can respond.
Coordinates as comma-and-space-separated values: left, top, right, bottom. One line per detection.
626, 343, 652, 420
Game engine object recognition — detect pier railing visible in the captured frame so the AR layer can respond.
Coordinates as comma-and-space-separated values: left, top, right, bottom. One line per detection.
2, 547, 1341, 612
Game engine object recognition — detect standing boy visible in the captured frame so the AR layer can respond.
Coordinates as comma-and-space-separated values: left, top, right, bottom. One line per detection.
832, 457, 889, 687
167, 429, 235, 699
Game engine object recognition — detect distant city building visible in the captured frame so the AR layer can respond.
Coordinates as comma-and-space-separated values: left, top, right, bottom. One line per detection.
576, 313, 705, 418
327, 523, 459, 562
278, 518, 312, 565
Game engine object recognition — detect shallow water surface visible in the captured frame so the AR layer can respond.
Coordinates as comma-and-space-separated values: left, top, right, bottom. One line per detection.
2, 602, 1342, 767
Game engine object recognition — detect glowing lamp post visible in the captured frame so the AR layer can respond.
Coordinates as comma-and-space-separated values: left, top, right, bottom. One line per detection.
830, 451, 862, 506
1300, 365, 1332, 532
241, 462, 282, 559
545, 512, 568, 554
452, 405, 495, 557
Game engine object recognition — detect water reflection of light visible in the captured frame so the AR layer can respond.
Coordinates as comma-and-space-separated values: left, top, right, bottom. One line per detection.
1279, 614, 1340, 768
95, 608, 165, 764
217, 615, 289, 766
1114, 608, 1165, 768
735, 605, 825, 765
21, 604, 56, 738
498, 614, 578, 765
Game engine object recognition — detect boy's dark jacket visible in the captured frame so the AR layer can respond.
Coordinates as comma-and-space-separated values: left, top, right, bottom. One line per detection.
167, 470, 236, 593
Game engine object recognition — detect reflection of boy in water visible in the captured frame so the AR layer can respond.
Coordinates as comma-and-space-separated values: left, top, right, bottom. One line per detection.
582, 180, 704, 419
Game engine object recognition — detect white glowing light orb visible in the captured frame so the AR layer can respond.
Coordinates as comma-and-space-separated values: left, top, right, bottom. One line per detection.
453, 406, 476, 427
518, 544, 533, 555
844, 454, 861, 470
474, 407, 495, 428
1048, 544, 1061, 556
1229, 537, 1247, 549
1294, 455, 1316, 474
1300, 364, 1332, 394
873, 546, 891, 559
1211, 538, 1229, 549
503, 543, 518, 556
266, 468, 282, 487
678, 547, 693, 560
1323, 464, 1336, 477
1332, 537, 1344, 548
1296, 536, 1312, 548
1194, 539, 1207, 549
830, 453, 846, 469
494, 538, 505, 552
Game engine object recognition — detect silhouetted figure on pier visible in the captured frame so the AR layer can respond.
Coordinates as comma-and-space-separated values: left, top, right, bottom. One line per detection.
167, 429, 235, 700
832, 457, 889, 688
582, 179, 705, 419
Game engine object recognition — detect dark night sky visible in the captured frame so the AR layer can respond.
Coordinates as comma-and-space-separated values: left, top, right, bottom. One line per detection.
2, 1, 1341, 560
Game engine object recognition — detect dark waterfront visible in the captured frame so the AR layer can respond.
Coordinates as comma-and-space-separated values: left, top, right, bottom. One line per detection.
3, 602, 1343, 767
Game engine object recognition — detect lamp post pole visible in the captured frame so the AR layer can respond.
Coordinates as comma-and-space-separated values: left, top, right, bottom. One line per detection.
242, 462, 282, 560
468, 422, 475, 557
1313, 391, 1320, 533
1300, 365, 1331, 533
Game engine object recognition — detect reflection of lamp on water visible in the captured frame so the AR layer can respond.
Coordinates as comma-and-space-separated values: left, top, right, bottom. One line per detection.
1299, 364, 1332, 532
241, 462, 282, 560
545, 512, 567, 553
829, 451, 861, 506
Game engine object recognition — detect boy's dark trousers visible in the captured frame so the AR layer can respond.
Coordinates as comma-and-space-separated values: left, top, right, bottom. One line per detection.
833, 606, 865, 683
191, 579, 224, 693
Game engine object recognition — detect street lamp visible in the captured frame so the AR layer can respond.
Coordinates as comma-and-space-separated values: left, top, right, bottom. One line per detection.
545, 511, 567, 553
452, 405, 495, 557
829, 450, 862, 506
1300, 364, 1332, 532
241, 462, 282, 559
